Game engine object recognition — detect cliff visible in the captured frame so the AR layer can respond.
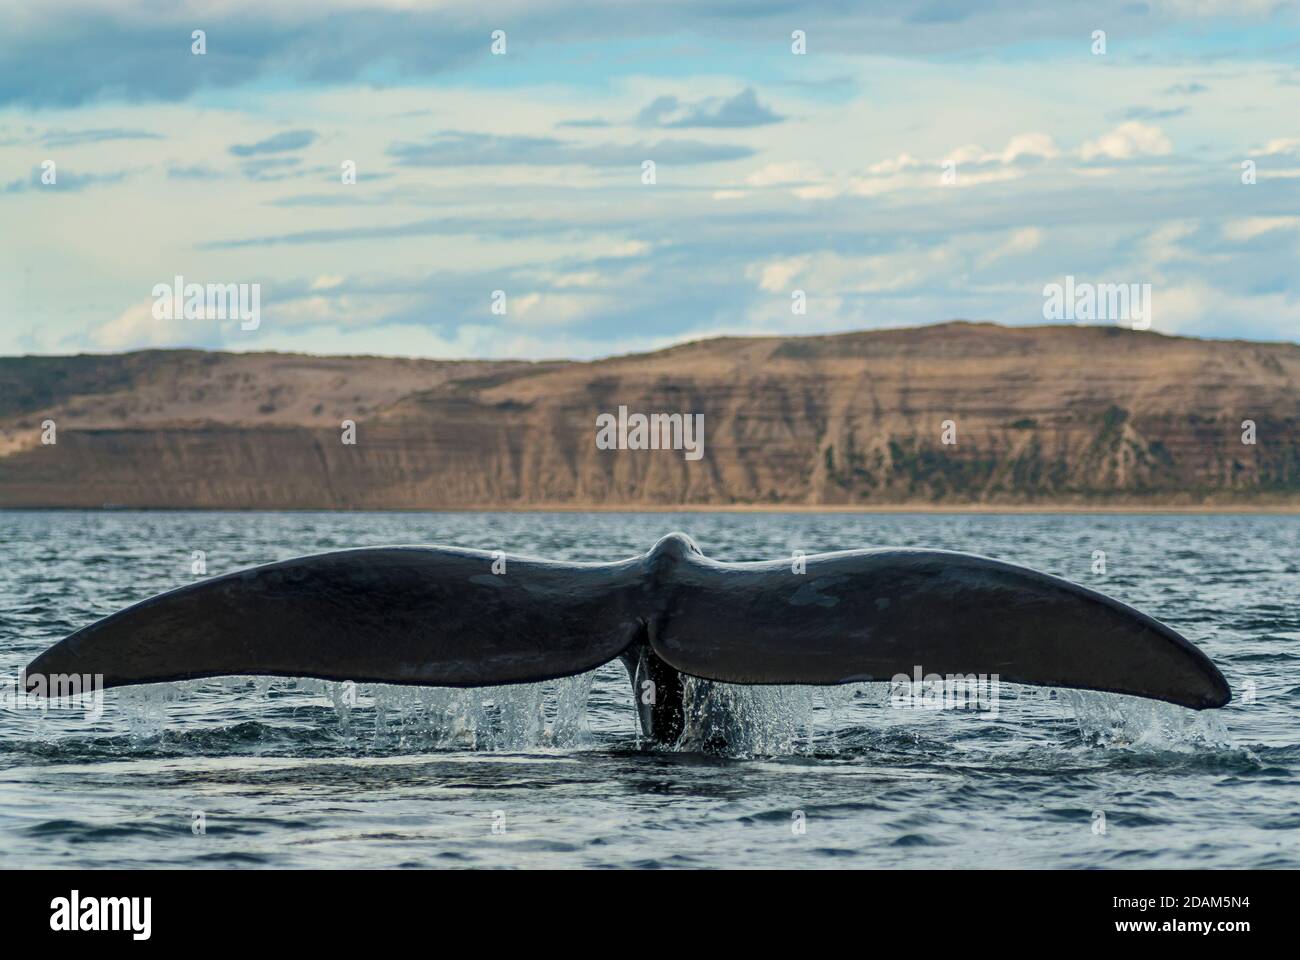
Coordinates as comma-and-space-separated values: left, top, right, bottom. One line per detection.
1, 322, 1297, 509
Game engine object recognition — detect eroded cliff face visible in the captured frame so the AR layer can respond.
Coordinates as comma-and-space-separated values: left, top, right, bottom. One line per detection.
1, 323, 1297, 508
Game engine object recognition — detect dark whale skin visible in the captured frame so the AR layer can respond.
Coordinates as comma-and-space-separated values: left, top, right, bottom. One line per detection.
26, 533, 1230, 719
645, 537, 1230, 711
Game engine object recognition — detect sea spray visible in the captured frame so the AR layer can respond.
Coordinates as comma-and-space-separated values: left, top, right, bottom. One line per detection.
676, 680, 887, 756
74, 673, 597, 751
87, 674, 1232, 756
301, 672, 597, 750
120, 681, 193, 739
1059, 689, 1232, 750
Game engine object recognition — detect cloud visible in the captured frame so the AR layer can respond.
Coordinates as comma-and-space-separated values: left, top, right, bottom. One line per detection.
1164, 82, 1208, 95
1154, 0, 1277, 17
998, 133, 1061, 164
636, 87, 783, 128
229, 129, 318, 156
756, 255, 812, 292
240, 157, 312, 181
90, 296, 262, 351
905, 0, 975, 24
1221, 217, 1300, 242
41, 127, 162, 147
737, 133, 1057, 204
5, 2, 1300, 359
0, 9, 484, 108
867, 153, 923, 175
386, 131, 752, 167
977, 227, 1043, 267
202, 213, 642, 249
1121, 106, 1187, 121
166, 164, 223, 180
0, 1, 1280, 110
1251, 138, 1300, 157
1080, 122, 1173, 161
942, 133, 1060, 167
2, 165, 129, 193
744, 161, 826, 187
1148, 280, 1300, 343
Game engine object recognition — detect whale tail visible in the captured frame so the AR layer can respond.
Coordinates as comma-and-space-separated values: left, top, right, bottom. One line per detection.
25, 534, 1231, 742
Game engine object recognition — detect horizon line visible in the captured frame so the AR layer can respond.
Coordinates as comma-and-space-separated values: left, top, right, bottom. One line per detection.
6, 318, 1300, 365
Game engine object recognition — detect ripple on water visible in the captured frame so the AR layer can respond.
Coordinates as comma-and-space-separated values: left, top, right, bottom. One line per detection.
1, 511, 1296, 869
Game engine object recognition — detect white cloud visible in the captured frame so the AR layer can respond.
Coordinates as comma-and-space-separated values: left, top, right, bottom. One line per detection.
1135, 221, 1213, 274
766, 133, 1054, 202
999, 132, 1060, 164
744, 161, 825, 187
1221, 217, 1300, 242
867, 152, 922, 175
977, 227, 1043, 268
607, 240, 651, 256
942, 143, 992, 167
754, 256, 811, 292
6, 17, 1300, 359
1251, 138, 1300, 157
941, 133, 1059, 167
1152, 280, 1300, 342
509, 291, 611, 328
791, 183, 841, 200
1080, 122, 1173, 161
91, 299, 186, 351
549, 271, 601, 288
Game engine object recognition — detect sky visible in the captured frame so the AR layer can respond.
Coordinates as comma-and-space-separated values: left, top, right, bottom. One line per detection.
1, 0, 1299, 359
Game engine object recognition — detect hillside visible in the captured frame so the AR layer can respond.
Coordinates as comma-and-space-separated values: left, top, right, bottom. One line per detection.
1, 322, 1297, 508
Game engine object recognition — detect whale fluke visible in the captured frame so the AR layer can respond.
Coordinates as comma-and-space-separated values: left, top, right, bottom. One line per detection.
25, 534, 1231, 741
648, 545, 1231, 710
25, 547, 647, 690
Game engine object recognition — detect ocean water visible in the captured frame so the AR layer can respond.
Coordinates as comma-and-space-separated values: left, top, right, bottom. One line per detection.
1, 510, 1296, 869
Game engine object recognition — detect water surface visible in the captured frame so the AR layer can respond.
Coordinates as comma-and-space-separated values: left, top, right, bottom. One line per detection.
1, 511, 1296, 868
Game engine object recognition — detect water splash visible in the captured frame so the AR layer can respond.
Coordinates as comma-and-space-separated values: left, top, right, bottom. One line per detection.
1059, 690, 1232, 750
675, 679, 886, 757
119, 681, 197, 738
93, 673, 599, 751
299, 673, 598, 751
68, 674, 1231, 757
